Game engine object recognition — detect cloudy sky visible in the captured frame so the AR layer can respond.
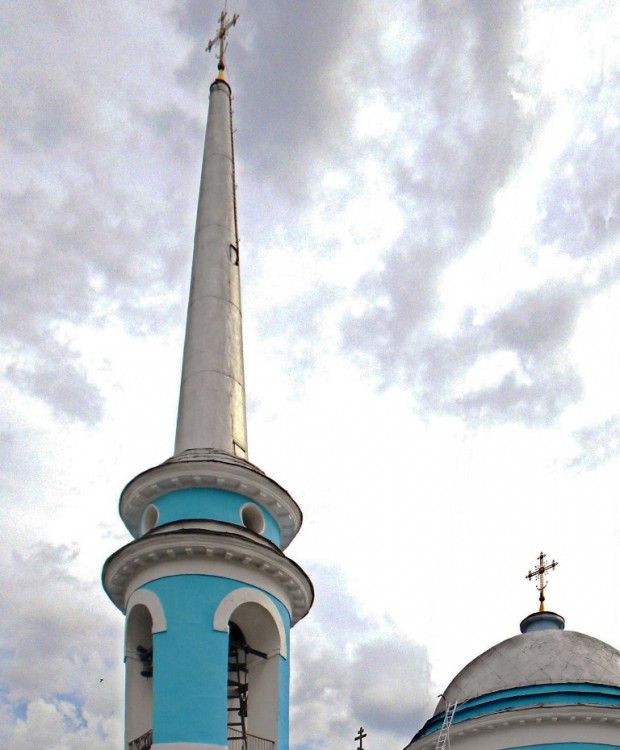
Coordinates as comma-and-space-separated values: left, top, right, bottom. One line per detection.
2, 1, 620, 748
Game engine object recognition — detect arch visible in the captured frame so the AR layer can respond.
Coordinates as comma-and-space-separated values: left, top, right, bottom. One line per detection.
126, 588, 167, 633
219, 590, 287, 747
213, 588, 287, 658
125, 603, 154, 747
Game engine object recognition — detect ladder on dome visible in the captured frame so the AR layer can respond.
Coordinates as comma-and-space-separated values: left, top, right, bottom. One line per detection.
227, 632, 268, 750
434, 700, 458, 750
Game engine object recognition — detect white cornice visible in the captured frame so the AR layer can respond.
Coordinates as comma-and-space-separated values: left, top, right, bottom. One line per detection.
102, 529, 313, 625
408, 703, 620, 749
150, 519, 275, 548
119, 456, 302, 550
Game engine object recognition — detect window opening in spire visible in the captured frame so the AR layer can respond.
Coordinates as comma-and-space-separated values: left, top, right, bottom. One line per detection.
140, 504, 159, 536
240, 503, 265, 534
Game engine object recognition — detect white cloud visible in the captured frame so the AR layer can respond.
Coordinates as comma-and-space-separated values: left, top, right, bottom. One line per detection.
2, 2, 620, 748
0, 544, 123, 748
290, 566, 433, 750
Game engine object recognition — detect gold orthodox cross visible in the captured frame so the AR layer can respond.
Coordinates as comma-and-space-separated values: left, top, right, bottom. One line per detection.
355, 727, 367, 750
206, 9, 240, 77
526, 551, 558, 612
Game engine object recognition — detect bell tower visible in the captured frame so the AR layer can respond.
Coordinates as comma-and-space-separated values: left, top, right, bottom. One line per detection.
102, 12, 313, 750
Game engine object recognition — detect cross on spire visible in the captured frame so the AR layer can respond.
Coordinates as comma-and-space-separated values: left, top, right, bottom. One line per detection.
355, 727, 367, 750
526, 551, 558, 612
206, 9, 240, 78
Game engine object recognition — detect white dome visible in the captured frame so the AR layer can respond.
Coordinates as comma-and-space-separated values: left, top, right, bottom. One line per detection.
436, 628, 620, 715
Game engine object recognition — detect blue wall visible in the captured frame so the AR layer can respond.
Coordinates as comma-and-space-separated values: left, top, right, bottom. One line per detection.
146, 488, 281, 545
144, 575, 291, 748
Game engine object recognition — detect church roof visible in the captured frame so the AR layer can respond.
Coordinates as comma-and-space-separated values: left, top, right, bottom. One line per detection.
435, 628, 620, 714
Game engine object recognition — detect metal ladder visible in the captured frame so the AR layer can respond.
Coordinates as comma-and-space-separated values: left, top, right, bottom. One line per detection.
227, 643, 249, 748
227, 628, 269, 750
434, 701, 458, 750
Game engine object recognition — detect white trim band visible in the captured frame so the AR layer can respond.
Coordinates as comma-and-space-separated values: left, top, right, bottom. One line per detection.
103, 530, 313, 625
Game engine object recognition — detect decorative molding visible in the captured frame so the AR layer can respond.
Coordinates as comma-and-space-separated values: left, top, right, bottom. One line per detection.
408, 704, 620, 749
126, 588, 167, 633
119, 456, 302, 549
103, 529, 313, 625
420, 683, 620, 739
150, 519, 275, 549
213, 588, 288, 658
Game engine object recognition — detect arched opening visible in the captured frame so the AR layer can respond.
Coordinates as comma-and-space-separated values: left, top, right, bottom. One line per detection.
125, 604, 154, 749
227, 603, 282, 750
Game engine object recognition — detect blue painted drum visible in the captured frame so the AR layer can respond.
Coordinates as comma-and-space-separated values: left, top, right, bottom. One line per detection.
145, 488, 281, 545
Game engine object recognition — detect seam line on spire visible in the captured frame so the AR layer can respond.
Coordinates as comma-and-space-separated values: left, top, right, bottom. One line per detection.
195, 222, 236, 233
204, 152, 233, 160
180, 369, 244, 383
187, 292, 241, 311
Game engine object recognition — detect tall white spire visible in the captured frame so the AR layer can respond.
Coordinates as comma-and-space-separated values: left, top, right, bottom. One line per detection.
174, 72, 247, 457
105, 19, 312, 748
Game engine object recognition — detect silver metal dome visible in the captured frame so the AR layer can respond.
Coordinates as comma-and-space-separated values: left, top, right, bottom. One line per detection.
435, 629, 620, 715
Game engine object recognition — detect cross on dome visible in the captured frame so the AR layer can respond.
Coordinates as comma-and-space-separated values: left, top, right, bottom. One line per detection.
526, 551, 558, 612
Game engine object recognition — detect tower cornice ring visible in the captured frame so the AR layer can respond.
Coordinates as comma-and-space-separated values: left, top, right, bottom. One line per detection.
102, 528, 313, 625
